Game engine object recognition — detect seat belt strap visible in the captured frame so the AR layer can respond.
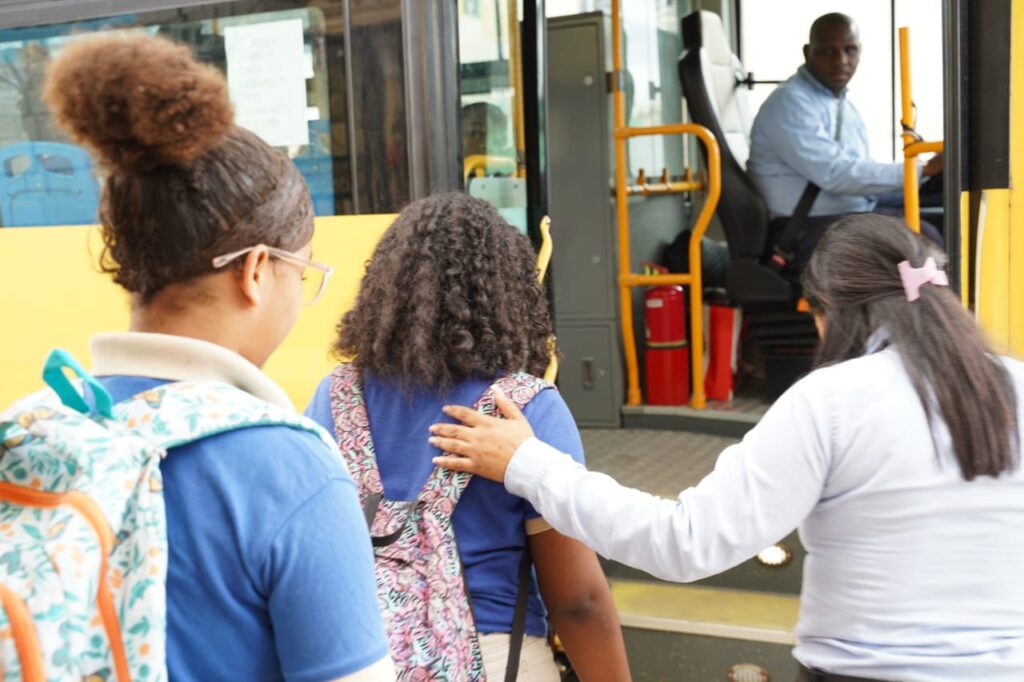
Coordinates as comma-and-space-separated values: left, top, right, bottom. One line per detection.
771, 96, 845, 269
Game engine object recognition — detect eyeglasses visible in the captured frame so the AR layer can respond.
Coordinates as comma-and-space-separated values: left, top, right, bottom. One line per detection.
211, 245, 333, 305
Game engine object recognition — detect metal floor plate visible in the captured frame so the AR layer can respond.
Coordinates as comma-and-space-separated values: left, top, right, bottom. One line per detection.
619, 387, 773, 437
580, 428, 738, 498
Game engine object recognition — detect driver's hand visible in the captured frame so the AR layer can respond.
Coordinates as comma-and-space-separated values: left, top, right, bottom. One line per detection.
923, 152, 944, 177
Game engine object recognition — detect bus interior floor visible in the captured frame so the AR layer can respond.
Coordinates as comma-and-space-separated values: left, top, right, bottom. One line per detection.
579, 428, 737, 498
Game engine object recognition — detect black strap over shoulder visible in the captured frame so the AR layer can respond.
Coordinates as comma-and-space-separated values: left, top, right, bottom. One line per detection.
770, 95, 845, 271
769, 181, 821, 270
504, 547, 533, 682
362, 494, 417, 548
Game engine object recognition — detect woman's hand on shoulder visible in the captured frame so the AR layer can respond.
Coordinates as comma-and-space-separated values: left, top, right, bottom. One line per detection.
430, 389, 535, 483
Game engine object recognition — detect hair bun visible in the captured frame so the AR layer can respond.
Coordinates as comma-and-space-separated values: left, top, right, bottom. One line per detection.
43, 32, 234, 173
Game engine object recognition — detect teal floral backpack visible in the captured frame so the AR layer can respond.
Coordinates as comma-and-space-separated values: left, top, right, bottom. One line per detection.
0, 350, 332, 681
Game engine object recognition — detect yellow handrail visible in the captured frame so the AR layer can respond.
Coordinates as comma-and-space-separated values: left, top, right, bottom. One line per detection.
611, 0, 720, 409
464, 154, 519, 183
536, 215, 559, 383
537, 215, 553, 280
899, 27, 943, 234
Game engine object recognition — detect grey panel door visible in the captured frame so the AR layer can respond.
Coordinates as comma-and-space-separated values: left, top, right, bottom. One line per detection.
556, 322, 622, 428
548, 16, 616, 321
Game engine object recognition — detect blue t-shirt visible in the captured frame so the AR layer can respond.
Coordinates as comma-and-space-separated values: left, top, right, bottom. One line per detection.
97, 376, 389, 682
305, 370, 586, 638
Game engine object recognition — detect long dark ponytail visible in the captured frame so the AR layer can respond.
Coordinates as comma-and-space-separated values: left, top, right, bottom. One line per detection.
802, 213, 1018, 480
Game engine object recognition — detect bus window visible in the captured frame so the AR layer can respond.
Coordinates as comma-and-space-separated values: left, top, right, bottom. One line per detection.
458, 0, 529, 235
0, 0, 410, 226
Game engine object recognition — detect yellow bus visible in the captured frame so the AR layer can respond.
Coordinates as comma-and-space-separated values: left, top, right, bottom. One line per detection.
0, 0, 1020, 678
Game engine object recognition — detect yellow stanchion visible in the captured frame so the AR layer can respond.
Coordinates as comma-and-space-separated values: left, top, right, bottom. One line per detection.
610, 0, 719, 409
536, 216, 559, 383
899, 27, 943, 235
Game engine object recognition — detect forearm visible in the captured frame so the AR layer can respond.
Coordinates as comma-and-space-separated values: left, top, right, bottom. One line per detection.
550, 590, 630, 682
508, 439, 732, 582
818, 158, 910, 196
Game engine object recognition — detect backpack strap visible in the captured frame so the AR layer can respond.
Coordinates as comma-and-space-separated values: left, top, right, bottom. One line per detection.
115, 381, 335, 453
482, 373, 553, 681
505, 546, 533, 682
363, 494, 417, 548
328, 364, 384, 502
416, 372, 553, 510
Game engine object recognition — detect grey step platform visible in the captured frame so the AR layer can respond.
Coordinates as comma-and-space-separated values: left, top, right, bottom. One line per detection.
576, 426, 806, 679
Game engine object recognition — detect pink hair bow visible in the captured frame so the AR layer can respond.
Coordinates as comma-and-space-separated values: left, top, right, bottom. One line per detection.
898, 257, 948, 302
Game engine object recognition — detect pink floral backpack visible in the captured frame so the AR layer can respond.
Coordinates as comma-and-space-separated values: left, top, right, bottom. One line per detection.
329, 364, 550, 681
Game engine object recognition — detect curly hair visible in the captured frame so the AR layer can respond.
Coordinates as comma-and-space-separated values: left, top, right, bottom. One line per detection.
336, 193, 554, 390
43, 32, 312, 302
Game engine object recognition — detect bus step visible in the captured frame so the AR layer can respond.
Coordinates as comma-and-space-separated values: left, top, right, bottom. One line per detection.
620, 391, 770, 437
610, 579, 800, 680
601, 531, 804, 596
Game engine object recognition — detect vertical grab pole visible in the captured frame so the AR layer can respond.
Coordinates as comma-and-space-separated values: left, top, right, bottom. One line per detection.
508, 0, 527, 176
687, 129, 720, 411
611, 0, 642, 405
899, 27, 922, 234
537, 216, 559, 383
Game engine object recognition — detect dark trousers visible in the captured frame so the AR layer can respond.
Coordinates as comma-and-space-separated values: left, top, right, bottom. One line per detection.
797, 663, 890, 682
788, 209, 944, 273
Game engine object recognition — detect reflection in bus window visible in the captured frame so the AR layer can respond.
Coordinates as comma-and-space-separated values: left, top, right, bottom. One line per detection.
458, 0, 528, 235
0, 0, 409, 227
0, 142, 98, 226
348, 5, 409, 214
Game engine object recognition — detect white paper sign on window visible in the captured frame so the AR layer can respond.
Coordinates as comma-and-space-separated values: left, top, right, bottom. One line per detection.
224, 18, 308, 148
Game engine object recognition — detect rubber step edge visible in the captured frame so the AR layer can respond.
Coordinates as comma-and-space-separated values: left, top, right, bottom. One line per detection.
610, 578, 799, 646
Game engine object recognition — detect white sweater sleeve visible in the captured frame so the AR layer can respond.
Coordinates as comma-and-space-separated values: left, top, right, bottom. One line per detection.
504, 377, 833, 582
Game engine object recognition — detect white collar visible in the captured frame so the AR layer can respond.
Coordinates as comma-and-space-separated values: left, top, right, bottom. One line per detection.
90, 332, 295, 412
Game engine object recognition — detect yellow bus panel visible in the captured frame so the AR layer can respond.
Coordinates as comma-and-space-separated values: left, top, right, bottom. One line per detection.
0, 214, 394, 409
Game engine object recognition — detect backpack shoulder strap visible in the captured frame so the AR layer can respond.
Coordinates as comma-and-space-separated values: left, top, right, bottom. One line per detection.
487, 372, 553, 410
505, 546, 533, 682
327, 364, 383, 497
417, 372, 552, 508
485, 373, 552, 682
115, 381, 334, 453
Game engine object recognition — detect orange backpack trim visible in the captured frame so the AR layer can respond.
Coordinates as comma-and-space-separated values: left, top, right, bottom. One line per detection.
0, 482, 130, 682
0, 583, 44, 682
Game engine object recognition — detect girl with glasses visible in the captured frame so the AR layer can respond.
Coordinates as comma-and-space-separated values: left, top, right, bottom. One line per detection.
43, 33, 391, 680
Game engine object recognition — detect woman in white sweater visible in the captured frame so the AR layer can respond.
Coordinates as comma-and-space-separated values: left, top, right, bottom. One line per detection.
430, 214, 1024, 682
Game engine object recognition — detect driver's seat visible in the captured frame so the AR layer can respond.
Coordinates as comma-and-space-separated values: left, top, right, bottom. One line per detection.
678, 10, 816, 395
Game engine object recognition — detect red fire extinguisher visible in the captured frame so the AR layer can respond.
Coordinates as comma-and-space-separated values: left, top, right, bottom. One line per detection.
643, 263, 690, 405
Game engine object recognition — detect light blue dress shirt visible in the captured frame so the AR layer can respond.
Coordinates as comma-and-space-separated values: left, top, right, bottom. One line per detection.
748, 66, 909, 218
505, 346, 1024, 680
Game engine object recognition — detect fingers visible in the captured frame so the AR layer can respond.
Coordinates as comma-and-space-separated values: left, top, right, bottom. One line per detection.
428, 435, 473, 457
492, 389, 526, 421
428, 423, 473, 440
442, 404, 485, 426
432, 455, 476, 473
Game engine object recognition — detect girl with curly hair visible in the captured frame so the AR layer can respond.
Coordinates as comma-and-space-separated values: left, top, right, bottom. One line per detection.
306, 193, 630, 680
42, 32, 392, 680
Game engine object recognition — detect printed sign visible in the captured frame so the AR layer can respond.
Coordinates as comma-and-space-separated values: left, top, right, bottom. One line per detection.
224, 19, 308, 148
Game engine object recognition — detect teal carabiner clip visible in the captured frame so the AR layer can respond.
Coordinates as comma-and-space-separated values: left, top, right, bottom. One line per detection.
41, 349, 114, 419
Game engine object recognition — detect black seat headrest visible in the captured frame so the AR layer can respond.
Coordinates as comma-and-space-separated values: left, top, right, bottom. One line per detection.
682, 11, 702, 50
